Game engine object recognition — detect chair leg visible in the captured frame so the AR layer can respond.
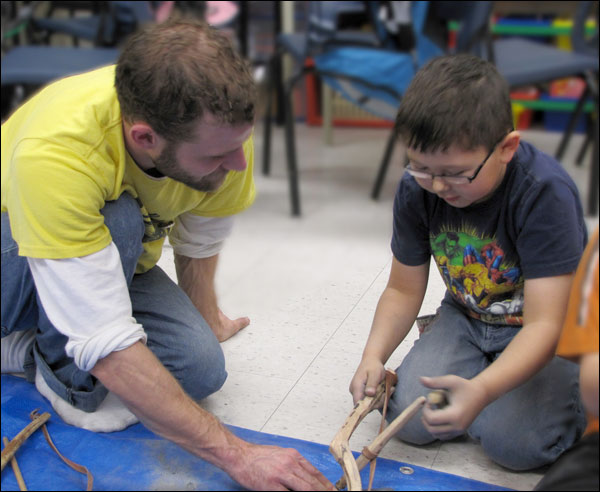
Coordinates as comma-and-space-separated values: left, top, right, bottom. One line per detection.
371, 128, 398, 200
575, 129, 591, 166
283, 83, 301, 216
262, 56, 276, 176
280, 67, 314, 216
555, 85, 589, 161
586, 74, 599, 216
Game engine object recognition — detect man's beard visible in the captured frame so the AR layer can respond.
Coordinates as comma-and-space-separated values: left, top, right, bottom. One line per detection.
151, 141, 228, 192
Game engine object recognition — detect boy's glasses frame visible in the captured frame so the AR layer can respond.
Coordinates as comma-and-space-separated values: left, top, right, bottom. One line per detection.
404, 133, 509, 185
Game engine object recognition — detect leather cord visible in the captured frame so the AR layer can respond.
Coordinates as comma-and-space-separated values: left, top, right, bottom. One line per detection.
365, 371, 395, 491
30, 410, 94, 491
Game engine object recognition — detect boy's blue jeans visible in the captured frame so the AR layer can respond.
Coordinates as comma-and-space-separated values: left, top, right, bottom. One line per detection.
388, 294, 586, 471
1, 192, 227, 412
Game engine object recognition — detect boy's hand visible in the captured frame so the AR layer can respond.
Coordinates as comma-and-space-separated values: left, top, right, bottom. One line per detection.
419, 375, 489, 440
349, 358, 386, 404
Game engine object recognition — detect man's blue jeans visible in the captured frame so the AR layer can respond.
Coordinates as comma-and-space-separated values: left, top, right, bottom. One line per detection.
387, 294, 586, 471
1, 192, 227, 412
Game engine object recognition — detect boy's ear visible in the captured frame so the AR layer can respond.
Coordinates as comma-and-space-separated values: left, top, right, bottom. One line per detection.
498, 131, 520, 164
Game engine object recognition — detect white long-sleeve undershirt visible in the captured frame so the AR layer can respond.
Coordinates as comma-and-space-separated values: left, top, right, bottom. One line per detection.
27, 214, 234, 372
28, 242, 146, 372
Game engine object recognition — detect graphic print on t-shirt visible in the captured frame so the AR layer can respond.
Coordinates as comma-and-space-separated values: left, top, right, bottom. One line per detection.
135, 197, 174, 243
430, 227, 524, 325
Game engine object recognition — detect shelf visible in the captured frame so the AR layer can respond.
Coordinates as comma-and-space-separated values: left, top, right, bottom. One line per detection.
511, 98, 594, 112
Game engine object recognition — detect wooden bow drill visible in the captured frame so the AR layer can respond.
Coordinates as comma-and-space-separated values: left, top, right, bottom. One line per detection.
329, 370, 426, 491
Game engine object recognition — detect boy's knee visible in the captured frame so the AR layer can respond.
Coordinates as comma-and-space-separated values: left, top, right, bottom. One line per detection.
387, 394, 435, 446
479, 437, 557, 471
473, 421, 565, 471
394, 425, 437, 446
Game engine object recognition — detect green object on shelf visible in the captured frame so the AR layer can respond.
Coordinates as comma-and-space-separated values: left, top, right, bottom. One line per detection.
448, 20, 460, 31
510, 98, 594, 112
2, 21, 27, 40
491, 24, 592, 36
448, 21, 596, 37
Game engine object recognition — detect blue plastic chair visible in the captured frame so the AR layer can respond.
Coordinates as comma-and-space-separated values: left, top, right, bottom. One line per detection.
1, 44, 120, 119
262, 1, 443, 216
0, 2, 157, 118
0, 2, 123, 118
29, 1, 152, 47
1, 45, 120, 86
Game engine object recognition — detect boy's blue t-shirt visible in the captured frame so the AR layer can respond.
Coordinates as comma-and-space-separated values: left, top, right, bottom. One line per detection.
391, 140, 587, 326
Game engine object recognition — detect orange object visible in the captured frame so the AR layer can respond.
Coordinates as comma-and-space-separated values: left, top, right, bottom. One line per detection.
549, 77, 586, 99
510, 87, 539, 130
557, 228, 599, 435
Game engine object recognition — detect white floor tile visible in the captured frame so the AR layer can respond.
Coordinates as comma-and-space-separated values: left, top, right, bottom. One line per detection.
200, 369, 295, 431
219, 309, 339, 380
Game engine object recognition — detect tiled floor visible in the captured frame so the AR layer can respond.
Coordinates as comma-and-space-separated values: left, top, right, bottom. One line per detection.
158, 123, 599, 491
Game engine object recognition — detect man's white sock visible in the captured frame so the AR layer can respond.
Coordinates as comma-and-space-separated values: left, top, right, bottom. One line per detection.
35, 368, 139, 432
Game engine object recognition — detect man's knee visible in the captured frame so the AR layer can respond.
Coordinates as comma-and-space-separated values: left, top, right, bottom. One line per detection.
2, 213, 39, 336
100, 193, 144, 281
176, 339, 227, 401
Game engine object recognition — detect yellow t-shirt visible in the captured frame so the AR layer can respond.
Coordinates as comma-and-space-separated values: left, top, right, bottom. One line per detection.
1, 65, 255, 273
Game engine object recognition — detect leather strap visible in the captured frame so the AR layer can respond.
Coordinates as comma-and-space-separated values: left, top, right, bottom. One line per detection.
365, 370, 396, 491
30, 411, 94, 491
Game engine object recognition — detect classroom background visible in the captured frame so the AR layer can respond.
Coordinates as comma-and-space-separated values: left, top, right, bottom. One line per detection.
1, 2, 598, 490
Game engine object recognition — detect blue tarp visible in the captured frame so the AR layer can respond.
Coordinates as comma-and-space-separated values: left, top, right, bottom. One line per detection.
1, 375, 511, 491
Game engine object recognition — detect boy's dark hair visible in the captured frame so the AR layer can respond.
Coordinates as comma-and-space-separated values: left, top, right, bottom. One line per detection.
115, 19, 256, 142
395, 54, 513, 153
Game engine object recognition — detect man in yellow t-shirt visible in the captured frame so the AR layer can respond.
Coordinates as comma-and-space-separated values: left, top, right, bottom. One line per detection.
1, 20, 334, 492
535, 227, 599, 491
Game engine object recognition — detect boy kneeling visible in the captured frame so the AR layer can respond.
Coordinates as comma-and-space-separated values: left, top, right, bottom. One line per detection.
350, 54, 587, 471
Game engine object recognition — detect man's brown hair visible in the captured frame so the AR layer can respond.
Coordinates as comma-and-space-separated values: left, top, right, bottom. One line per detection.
115, 20, 255, 142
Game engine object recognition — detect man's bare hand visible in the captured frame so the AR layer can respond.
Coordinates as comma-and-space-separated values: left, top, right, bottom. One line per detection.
214, 309, 249, 342
230, 443, 336, 491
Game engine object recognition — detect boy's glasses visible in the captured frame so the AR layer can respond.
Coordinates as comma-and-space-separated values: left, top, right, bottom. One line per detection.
404, 134, 508, 185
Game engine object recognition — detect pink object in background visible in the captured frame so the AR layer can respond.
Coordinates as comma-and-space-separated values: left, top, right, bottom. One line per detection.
154, 1, 175, 24
206, 1, 239, 27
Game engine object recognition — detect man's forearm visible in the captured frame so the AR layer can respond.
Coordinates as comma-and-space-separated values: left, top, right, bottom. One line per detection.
174, 252, 249, 342
91, 341, 247, 469
91, 341, 335, 491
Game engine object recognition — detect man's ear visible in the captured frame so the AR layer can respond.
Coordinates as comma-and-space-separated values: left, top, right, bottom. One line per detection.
498, 131, 520, 164
128, 123, 162, 150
